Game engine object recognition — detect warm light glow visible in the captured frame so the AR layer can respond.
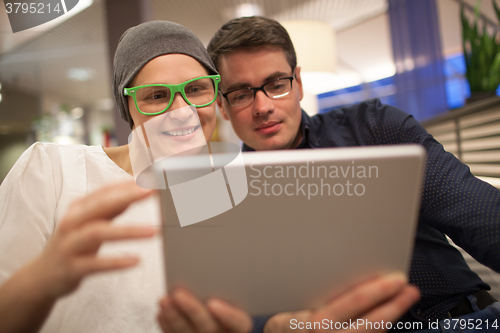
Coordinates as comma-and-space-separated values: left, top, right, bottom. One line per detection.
53, 136, 78, 145
235, 3, 262, 17
301, 71, 362, 95
67, 67, 96, 81
282, 21, 339, 97
282, 20, 337, 73
361, 63, 396, 82
223, 3, 263, 21
71, 107, 84, 119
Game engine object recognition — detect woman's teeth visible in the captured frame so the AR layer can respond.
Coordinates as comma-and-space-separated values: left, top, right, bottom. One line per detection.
164, 126, 198, 136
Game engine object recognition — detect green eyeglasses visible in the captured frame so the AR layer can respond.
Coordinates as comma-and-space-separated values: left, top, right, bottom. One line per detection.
124, 75, 221, 115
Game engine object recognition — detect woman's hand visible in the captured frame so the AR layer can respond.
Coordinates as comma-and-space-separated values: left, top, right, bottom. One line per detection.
264, 273, 420, 333
0, 180, 157, 333
33, 180, 157, 298
157, 288, 253, 333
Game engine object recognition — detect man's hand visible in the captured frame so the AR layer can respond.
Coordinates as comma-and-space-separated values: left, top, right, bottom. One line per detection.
157, 288, 253, 333
264, 273, 420, 333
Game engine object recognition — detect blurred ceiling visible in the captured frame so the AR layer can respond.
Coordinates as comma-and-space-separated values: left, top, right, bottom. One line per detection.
0, 0, 387, 111
0, 0, 498, 115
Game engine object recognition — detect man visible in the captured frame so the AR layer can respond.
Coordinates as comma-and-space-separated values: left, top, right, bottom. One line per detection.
205, 16, 500, 332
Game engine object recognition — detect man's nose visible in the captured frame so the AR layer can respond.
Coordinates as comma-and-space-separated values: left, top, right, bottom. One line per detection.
252, 89, 274, 117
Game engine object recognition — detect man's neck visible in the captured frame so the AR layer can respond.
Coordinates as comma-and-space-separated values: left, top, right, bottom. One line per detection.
289, 130, 303, 149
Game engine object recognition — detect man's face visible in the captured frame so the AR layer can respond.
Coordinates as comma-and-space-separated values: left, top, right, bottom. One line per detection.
217, 46, 304, 151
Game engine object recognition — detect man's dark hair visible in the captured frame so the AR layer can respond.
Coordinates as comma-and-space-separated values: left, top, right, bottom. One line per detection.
207, 16, 296, 71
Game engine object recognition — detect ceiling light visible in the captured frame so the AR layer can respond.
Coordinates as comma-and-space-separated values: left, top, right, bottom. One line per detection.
71, 107, 84, 119
361, 64, 396, 82
281, 21, 339, 95
282, 20, 337, 73
223, 3, 263, 21
97, 98, 114, 111
301, 71, 362, 95
235, 3, 263, 17
67, 67, 96, 82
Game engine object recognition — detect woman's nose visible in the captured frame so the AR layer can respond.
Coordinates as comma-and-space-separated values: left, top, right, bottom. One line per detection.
168, 93, 193, 122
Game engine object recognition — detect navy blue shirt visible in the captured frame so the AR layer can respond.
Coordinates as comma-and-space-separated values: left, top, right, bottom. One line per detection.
244, 99, 500, 326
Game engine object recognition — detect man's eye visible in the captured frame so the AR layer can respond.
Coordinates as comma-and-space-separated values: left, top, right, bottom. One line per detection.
232, 91, 252, 100
267, 81, 286, 91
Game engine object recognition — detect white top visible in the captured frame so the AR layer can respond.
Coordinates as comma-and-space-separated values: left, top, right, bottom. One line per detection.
0, 142, 165, 333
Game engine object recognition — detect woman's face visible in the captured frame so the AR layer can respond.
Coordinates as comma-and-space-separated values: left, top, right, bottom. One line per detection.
127, 54, 217, 155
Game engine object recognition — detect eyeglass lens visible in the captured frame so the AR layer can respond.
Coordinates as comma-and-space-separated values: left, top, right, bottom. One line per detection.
135, 77, 216, 114
227, 77, 292, 107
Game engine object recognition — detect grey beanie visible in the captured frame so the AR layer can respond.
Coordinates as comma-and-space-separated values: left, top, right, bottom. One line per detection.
113, 21, 218, 128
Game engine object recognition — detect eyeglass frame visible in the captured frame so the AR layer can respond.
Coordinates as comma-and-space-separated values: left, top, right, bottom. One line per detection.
220, 74, 295, 108
123, 75, 221, 116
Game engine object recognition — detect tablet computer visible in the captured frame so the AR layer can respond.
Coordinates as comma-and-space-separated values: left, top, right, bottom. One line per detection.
155, 144, 425, 315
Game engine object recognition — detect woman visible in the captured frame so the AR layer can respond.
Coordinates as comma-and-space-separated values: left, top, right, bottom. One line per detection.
0, 21, 418, 333
0, 20, 252, 333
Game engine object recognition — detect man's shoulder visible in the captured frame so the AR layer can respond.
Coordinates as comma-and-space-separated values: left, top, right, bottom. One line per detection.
308, 98, 405, 128
303, 99, 418, 146
317, 97, 405, 117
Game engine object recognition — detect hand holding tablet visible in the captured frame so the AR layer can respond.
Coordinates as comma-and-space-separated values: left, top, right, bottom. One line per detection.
157, 145, 425, 317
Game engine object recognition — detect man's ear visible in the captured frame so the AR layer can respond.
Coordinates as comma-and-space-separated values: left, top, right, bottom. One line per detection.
216, 96, 230, 120
294, 66, 304, 101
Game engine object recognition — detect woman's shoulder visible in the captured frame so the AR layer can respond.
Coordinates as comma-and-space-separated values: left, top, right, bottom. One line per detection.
8, 142, 130, 190
5, 142, 105, 183
23, 142, 109, 166
26, 142, 102, 155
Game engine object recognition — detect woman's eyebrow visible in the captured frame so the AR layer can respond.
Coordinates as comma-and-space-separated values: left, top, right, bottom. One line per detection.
134, 74, 210, 87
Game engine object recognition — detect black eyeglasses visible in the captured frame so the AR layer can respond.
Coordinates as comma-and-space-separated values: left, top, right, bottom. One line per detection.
221, 76, 294, 108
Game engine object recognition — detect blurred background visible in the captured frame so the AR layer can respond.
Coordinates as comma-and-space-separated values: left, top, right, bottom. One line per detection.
0, 0, 499, 182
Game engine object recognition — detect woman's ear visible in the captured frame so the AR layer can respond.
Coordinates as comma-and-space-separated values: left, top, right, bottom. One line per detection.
216, 96, 230, 120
